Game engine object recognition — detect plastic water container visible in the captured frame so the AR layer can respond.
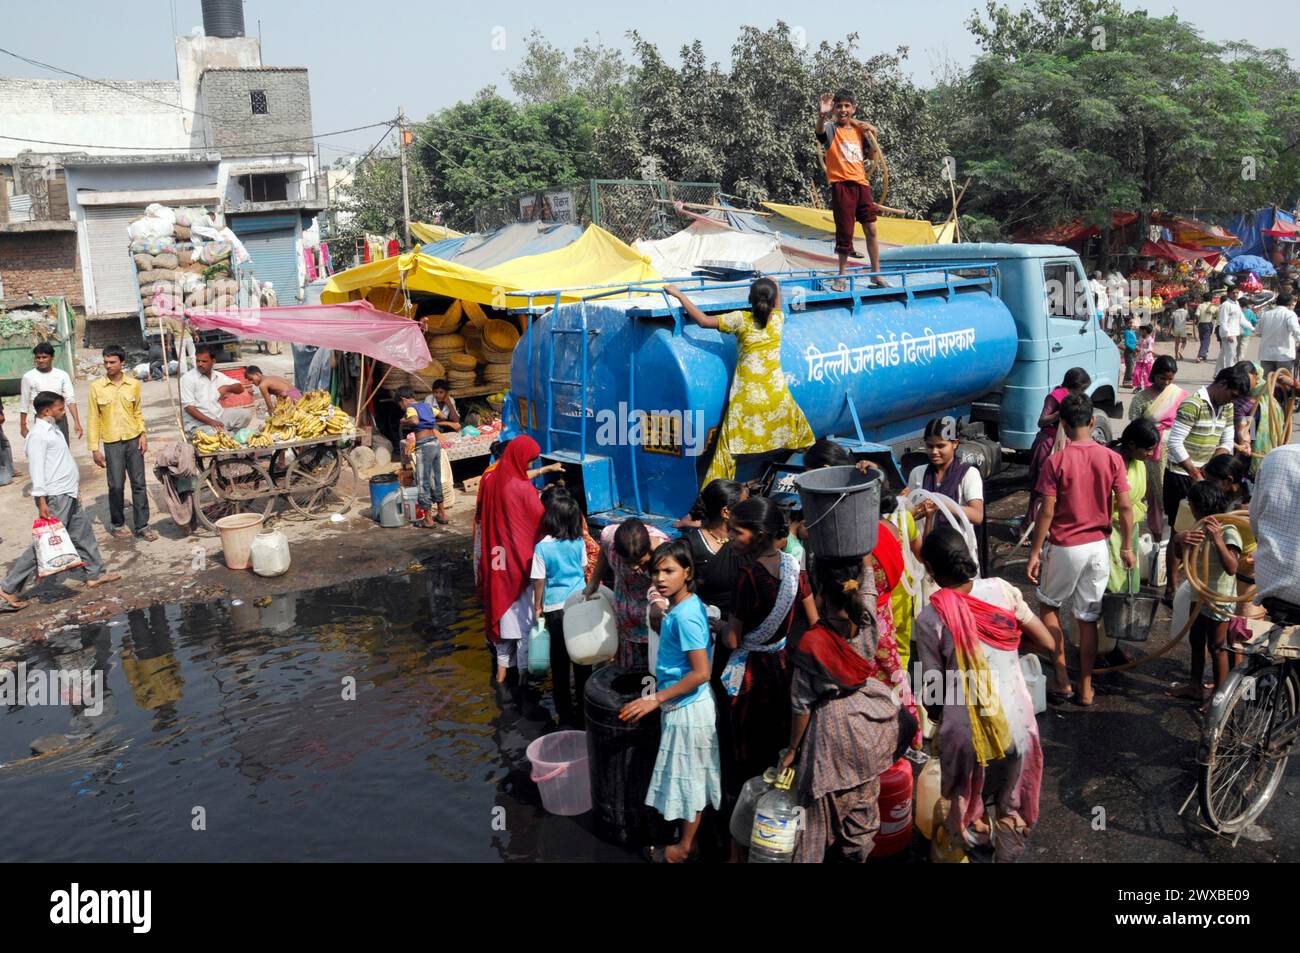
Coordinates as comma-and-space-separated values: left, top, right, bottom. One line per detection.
214, 513, 263, 570
750, 768, 798, 863
584, 667, 675, 847
369, 473, 400, 521
563, 587, 618, 665
527, 619, 550, 676
730, 770, 776, 843
870, 757, 915, 858
914, 756, 942, 840
794, 466, 881, 558
526, 730, 592, 816
1020, 654, 1047, 714
401, 486, 419, 523
250, 528, 291, 577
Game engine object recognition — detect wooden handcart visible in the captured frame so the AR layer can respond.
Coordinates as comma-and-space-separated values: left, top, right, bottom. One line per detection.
192, 434, 361, 531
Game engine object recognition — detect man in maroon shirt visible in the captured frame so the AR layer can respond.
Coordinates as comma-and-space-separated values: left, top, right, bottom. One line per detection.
1027, 394, 1135, 707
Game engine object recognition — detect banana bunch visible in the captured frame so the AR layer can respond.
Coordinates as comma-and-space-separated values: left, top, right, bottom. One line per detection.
298, 390, 333, 416
193, 430, 240, 455
247, 432, 274, 448
324, 407, 354, 435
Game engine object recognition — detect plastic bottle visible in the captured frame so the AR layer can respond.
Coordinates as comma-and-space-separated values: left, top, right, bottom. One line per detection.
749, 767, 798, 863
730, 769, 776, 843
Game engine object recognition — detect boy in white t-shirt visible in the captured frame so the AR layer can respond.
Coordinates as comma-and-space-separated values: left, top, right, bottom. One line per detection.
19, 342, 80, 443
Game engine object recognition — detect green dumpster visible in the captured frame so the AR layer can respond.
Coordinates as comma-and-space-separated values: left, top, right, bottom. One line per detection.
0, 296, 76, 397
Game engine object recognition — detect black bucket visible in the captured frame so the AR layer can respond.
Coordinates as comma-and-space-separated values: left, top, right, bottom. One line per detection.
584, 666, 676, 848
794, 465, 882, 558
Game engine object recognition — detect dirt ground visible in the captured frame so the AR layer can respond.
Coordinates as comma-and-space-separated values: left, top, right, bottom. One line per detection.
0, 343, 475, 642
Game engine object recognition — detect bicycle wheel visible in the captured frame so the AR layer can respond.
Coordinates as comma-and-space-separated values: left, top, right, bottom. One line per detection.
195, 458, 277, 532
1198, 661, 1297, 833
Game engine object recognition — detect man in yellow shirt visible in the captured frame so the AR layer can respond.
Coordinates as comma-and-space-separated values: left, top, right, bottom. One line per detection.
89, 345, 157, 541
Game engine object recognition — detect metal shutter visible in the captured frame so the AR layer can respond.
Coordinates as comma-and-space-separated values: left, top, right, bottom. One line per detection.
231, 216, 301, 304
85, 206, 145, 315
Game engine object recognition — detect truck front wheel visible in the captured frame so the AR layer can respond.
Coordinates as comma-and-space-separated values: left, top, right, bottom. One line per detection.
1091, 415, 1113, 445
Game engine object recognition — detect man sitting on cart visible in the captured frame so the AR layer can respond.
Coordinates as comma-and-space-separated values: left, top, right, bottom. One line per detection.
180, 346, 255, 436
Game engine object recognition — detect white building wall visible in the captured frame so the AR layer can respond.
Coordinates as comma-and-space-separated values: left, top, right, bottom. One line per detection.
0, 79, 189, 156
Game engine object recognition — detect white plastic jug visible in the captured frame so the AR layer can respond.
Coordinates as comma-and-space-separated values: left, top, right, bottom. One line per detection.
250, 529, 291, 577
1020, 653, 1047, 715
562, 587, 618, 665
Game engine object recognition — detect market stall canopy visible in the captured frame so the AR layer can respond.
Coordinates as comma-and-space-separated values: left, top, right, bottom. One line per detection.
1017, 210, 1137, 244
1223, 254, 1277, 277
760, 202, 950, 246
635, 217, 835, 274
1222, 208, 1297, 255
322, 225, 660, 307
1151, 213, 1241, 248
408, 222, 464, 244
158, 301, 432, 372
1138, 239, 1221, 264
418, 221, 584, 270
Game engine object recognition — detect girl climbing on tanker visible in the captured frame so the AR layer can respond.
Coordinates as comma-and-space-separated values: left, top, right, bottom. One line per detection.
664, 279, 815, 486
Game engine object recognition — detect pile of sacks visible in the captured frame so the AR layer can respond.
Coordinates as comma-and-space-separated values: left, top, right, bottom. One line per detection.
129, 204, 252, 319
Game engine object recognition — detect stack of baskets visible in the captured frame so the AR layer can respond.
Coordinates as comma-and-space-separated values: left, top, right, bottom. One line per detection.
482, 318, 519, 388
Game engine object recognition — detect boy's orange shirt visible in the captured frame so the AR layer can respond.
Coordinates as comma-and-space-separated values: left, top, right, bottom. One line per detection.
823, 123, 869, 185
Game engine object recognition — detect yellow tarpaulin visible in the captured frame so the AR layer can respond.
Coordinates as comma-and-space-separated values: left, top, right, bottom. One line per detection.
409, 222, 465, 244
323, 224, 661, 307
762, 202, 950, 245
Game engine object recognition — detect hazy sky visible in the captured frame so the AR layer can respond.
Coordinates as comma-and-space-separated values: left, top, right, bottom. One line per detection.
2, 0, 1295, 158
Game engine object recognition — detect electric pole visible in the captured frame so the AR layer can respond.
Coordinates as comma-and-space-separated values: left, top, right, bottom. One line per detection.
397, 108, 412, 247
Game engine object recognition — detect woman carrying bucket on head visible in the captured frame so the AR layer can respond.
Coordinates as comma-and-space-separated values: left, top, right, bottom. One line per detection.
778, 556, 912, 863
665, 280, 815, 485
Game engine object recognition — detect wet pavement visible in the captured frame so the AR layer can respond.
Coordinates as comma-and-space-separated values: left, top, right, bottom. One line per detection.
2, 536, 1295, 862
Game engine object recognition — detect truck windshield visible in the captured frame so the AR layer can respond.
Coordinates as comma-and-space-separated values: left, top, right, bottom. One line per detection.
1044, 262, 1091, 321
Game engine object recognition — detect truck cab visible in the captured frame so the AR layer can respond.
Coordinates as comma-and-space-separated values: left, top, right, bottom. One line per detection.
881, 243, 1122, 449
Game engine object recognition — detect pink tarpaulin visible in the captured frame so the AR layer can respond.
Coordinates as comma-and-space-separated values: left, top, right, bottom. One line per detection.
159, 300, 432, 372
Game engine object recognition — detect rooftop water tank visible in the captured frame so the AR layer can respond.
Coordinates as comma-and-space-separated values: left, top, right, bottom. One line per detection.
201, 0, 245, 38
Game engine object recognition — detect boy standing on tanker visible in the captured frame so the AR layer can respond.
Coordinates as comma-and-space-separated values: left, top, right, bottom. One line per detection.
816, 90, 884, 286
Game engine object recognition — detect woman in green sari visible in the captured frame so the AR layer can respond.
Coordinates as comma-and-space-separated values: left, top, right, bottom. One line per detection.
1127, 355, 1184, 531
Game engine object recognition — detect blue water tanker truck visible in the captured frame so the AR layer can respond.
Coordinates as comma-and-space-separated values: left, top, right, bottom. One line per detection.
501, 243, 1121, 529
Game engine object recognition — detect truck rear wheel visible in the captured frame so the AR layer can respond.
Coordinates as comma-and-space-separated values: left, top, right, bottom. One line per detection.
1091, 415, 1113, 445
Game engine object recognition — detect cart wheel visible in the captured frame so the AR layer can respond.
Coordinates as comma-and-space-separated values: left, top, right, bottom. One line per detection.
195, 457, 277, 532
286, 444, 359, 519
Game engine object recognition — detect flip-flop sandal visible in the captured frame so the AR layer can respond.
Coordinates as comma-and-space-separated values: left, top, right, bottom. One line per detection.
1074, 694, 1096, 708
0, 602, 23, 613
1047, 688, 1074, 705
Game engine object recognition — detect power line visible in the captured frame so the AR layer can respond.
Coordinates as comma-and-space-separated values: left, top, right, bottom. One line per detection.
0, 121, 395, 153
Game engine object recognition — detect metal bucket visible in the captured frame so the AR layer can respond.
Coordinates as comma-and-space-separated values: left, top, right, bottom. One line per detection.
794, 465, 881, 559
1101, 568, 1160, 643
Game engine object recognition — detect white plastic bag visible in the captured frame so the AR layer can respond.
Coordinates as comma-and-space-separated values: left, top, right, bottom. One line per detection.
33, 518, 83, 577
145, 203, 177, 226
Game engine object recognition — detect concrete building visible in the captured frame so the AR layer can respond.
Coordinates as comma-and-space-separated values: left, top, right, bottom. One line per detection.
0, 1, 326, 344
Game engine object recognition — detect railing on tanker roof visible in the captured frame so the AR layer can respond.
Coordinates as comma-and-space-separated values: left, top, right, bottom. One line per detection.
468, 180, 721, 244
501, 262, 1000, 499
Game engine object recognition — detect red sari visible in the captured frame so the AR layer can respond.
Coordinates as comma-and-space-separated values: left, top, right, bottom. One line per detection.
476, 436, 544, 641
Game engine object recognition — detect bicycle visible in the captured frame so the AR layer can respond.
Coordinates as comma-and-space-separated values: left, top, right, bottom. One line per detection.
1194, 597, 1300, 839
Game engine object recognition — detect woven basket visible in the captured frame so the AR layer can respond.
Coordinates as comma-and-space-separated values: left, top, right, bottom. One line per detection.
483, 319, 520, 351
447, 353, 477, 370
415, 358, 446, 380
429, 333, 466, 350
463, 300, 488, 327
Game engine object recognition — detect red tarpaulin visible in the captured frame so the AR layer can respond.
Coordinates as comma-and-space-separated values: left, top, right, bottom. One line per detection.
1019, 210, 1138, 244
1138, 239, 1221, 264
156, 300, 432, 372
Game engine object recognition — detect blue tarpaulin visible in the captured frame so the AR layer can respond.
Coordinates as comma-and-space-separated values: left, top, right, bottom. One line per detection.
1220, 208, 1296, 260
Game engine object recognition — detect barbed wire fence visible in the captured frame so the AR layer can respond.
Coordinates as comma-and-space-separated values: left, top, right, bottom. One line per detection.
468, 180, 721, 244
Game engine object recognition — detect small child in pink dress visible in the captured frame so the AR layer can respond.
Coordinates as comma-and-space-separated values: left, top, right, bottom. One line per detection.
1131, 325, 1155, 391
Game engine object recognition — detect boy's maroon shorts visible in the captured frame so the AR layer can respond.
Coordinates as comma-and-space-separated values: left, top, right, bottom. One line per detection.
831, 180, 878, 255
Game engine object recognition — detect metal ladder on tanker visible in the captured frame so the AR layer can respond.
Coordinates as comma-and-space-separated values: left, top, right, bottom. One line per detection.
543, 300, 590, 462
